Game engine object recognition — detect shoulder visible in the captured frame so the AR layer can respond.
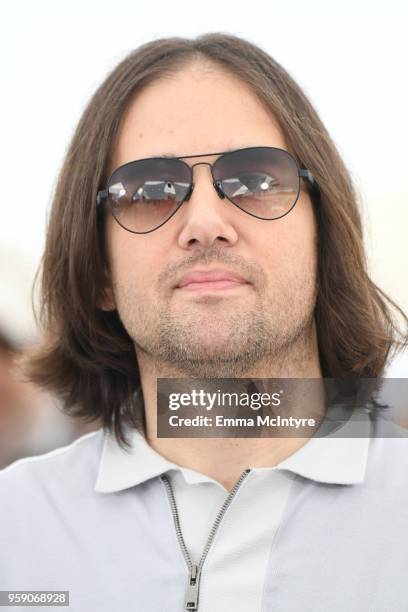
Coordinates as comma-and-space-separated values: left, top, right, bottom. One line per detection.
0, 429, 108, 576
0, 428, 104, 496
366, 415, 408, 488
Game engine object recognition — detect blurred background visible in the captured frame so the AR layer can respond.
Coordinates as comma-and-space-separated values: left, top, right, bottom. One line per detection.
0, 0, 407, 467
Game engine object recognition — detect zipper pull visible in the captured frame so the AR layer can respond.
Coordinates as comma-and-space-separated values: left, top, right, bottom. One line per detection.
184, 563, 201, 611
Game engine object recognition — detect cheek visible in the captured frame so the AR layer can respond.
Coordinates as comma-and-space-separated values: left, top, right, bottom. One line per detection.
107, 231, 160, 301
261, 202, 317, 278
110, 248, 143, 292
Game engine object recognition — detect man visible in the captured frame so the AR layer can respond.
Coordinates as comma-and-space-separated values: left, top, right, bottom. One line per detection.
1, 33, 407, 612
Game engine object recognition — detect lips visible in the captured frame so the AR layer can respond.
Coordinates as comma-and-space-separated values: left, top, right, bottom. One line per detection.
175, 268, 248, 289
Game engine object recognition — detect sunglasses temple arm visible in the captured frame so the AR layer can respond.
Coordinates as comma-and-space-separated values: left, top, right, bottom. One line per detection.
299, 169, 318, 189
96, 190, 108, 207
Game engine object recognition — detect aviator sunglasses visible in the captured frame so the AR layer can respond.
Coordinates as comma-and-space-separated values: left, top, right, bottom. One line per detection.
96, 146, 319, 234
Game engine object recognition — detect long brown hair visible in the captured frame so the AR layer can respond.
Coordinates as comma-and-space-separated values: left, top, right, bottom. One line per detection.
22, 32, 408, 447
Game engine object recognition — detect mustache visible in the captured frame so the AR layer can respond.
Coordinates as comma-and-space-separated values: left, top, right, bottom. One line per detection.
160, 246, 262, 289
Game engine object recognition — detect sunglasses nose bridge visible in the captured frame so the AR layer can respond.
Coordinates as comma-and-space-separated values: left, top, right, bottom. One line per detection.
186, 160, 225, 201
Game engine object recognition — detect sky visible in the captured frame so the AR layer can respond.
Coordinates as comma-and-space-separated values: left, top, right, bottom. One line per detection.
1, 0, 407, 350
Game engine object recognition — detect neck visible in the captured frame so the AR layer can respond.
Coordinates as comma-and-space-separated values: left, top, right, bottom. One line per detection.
135, 322, 324, 492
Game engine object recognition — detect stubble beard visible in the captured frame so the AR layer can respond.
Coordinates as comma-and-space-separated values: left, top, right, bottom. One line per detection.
124, 277, 318, 379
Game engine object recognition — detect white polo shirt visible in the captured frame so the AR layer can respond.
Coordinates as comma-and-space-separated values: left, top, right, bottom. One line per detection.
2, 402, 408, 611
94, 407, 371, 611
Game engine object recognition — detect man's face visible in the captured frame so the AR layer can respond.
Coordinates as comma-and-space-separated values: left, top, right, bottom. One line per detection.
102, 62, 318, 377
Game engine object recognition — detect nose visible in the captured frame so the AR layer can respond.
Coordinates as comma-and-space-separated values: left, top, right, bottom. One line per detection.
176, 162, 240, 250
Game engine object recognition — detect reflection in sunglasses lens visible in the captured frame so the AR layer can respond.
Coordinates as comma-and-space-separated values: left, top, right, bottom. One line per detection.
213, 148, 299, 221
107, 148, 300, 233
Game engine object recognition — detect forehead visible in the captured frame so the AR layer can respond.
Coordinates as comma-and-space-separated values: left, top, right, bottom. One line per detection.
109, 64, 289, 172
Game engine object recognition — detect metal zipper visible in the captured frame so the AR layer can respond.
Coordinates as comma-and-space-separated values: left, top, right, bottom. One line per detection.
160, 468, 251, 611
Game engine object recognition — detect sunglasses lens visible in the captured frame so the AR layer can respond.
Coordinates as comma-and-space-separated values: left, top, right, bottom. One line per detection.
213, 148, 300, 219
107, 158, 191, 232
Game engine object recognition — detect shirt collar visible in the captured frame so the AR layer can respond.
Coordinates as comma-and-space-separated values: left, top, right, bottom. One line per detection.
275, 412, 371, 485
94, 392, 372, 493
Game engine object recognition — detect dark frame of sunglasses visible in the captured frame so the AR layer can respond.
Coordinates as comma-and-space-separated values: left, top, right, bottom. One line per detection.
96, 146, 320, 234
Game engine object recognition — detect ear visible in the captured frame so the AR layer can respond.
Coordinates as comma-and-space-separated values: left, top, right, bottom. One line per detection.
97, 268, 116, 312
97, 286, 116, 312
